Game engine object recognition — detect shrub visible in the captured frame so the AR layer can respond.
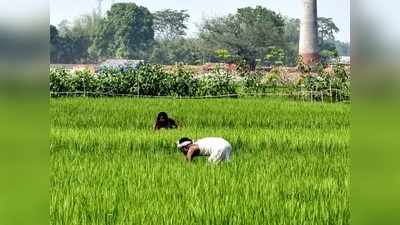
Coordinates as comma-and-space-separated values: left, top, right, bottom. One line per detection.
265, 68, 283, 88
135, 64, 172, 96
298, 64, 350, 101
49, 63, 350, 101
196, 68, 237, 96
97, 67, 138, 95
169, 65, 198, 97
50, 69, 74, 95
50, 69, 99, 96
70, 70, 99, 94
242, 72, 267, 94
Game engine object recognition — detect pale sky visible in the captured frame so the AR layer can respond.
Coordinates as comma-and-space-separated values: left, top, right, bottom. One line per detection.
50, 0, 350, 42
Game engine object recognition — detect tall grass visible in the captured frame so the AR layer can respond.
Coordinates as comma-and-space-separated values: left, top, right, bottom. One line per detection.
50, 98, 350, 225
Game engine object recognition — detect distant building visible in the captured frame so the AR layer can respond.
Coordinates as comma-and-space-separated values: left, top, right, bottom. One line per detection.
50, 59, 145, 74
50, 64, 98, 74
328, 56, 351, 65
100, 59, 144, 69
50, 64, 75, 70
339, 56, 351, 65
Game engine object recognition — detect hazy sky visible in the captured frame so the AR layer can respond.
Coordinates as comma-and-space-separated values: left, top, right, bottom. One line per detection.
50, 0, 350, 42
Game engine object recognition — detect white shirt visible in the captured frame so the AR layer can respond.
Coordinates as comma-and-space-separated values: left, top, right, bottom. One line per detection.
194, 137, 231, 156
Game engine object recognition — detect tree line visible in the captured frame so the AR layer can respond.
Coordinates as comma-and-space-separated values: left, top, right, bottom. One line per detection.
50, 3, 349, 66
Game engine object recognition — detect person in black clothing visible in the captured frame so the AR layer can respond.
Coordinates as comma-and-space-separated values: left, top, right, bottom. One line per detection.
154, 112, 178, 130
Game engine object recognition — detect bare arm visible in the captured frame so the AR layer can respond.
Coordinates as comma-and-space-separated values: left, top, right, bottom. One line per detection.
186, 145, 199, 162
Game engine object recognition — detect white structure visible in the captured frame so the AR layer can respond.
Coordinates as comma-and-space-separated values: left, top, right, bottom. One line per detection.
299, 0, 320, 65
100, 59, 144, 69
328, 56, 351, 65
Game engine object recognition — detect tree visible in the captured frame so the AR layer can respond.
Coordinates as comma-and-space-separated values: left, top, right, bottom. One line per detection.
50, 24, 77, 64
317, 17, 340, 57
89, 3, 154, 60
153, 9, 190, 40
215, 49, 231, 63
50, 12, 103, 64
77, 13, 103, 63
334, 40, 350, 56
149, 42, 172, 64
283, 18, 300, 66
266, 47, 285, 66
50, 21, 76, 63
69, 12, 102, 39
149, 38, 204, 65
200, 6, 285, 69
320, 49, 338, 64
50, 25, 62, 63
318, 17, 339, 44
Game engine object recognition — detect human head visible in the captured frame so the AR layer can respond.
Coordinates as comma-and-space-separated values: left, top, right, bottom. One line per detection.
157, 112, 168, 121
176, 137, 193, 153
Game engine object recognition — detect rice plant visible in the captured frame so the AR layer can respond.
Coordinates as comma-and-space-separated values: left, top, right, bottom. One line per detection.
50, 98, 350, 225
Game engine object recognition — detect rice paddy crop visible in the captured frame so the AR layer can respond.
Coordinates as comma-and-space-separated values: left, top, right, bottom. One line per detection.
50, 97, 350, 225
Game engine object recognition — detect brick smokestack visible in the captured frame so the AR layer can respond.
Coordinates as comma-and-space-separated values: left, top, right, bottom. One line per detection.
299, 0, 320, 65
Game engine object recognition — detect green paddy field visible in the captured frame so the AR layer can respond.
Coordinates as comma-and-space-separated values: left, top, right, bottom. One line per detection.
50, 98, 350, 225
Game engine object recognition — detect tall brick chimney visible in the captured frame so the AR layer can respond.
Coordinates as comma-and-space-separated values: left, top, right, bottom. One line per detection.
299, 0, 320, 65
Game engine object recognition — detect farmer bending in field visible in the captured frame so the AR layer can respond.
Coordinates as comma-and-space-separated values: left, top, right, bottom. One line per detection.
176, 137, 232, 163
154, 112, 178, 130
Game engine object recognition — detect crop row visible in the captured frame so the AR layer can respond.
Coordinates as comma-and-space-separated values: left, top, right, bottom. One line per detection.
50, 64, 350, 101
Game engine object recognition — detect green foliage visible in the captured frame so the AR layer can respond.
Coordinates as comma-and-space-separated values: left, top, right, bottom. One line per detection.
266, 68, 284, 87
169, 65, 198, 97
149, 38, 205, 65
97, 67, 138, 95
51, 24, 90, 64
331, 64, 351, 99
70, 70, 100, 93
50, 69, 99, 95
50, 25, 61, 63
50, 69, 74, 94
153, 9, 190, 40
266, 47, 285, 66
242, 68, 290, 94
320, 49, 339, 64
50, 12, 102, 64
50, 6, 347, 67
318, 17, 339, 44
50, 62, 350, 101
89, 3, 154, 60
299, 64, 351, 101
318, 17, 340, 60
51, 98, 350, 225
50, 64, 237, 97
283, 18, 300, 66
215, 49, 231, 62
242, 72, 267, 93
196, 68, 237, 96
296, 55, 311, 73
236, 59, 251, 76
200, 6, 285, 68
334, 40, 350, 56
136, 64, 173, 96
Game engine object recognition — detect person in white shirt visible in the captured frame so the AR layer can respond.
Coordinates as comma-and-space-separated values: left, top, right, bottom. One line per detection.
176, 137, 232, 163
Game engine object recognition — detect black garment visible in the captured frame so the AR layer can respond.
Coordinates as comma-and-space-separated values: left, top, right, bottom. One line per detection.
155, 118, 177, 130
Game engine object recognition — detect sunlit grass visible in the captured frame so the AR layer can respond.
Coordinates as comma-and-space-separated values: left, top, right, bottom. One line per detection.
50, 97, 350, 225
